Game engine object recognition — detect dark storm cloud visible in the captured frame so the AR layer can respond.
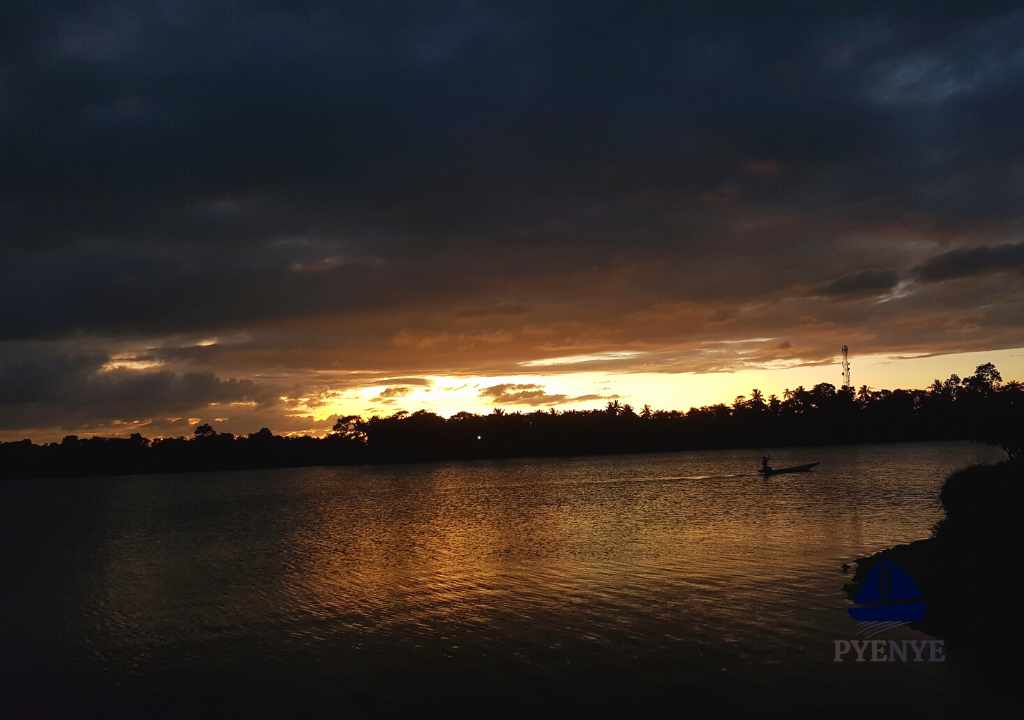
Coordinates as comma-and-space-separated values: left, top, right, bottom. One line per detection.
3, 2, 1024, 436
0, 344, 265, 431
913, 242, 1024, 282
0, 243, 453, 339
7, 3, 1022, 254
817, 270, 901, 297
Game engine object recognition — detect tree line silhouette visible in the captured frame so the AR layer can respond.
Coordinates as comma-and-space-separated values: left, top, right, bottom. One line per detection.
2, 362, 1020, 479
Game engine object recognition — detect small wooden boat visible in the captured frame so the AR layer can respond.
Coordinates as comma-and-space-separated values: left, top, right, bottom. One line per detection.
761, 462, 819, 476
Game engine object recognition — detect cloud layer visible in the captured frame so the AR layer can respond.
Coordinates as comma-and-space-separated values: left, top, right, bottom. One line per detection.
3, 3, 1024, 438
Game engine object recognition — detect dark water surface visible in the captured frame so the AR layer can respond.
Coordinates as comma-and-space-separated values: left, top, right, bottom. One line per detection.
1, 442, 1013, 716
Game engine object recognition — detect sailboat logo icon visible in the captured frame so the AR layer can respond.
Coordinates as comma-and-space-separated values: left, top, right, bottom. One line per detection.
848, 559, 926, 623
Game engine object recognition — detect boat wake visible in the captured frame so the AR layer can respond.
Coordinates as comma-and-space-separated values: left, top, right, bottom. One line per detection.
604, 472, 752, 484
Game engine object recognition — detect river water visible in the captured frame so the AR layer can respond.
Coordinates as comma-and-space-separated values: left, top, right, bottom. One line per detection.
0, 442, 1011, 716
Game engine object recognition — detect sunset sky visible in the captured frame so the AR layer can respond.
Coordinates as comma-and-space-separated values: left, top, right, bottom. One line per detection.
3, 3, 1024, 441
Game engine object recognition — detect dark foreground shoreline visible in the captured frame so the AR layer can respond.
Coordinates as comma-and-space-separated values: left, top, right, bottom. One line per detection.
846, 458, 1022, 689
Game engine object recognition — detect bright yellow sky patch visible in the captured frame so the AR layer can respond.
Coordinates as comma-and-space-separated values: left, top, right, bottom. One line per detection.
294, 347, 1024, 423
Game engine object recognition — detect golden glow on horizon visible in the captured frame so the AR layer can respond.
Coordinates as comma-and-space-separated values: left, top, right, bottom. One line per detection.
286, 347, 1024, 426
12, 347, 1020, 443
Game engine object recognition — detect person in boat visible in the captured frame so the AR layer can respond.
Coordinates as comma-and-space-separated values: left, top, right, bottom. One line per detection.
761, 456, 772, 473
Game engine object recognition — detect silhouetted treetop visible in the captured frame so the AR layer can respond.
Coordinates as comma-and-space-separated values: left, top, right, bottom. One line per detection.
2, 363, 1020, 479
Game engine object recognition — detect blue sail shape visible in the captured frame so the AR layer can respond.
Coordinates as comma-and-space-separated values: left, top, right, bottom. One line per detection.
889, 564, 923, 601
849, 559, 926, 622
854, 563, 885, 604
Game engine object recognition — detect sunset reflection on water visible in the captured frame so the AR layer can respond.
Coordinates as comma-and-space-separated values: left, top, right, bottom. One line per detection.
0, 442, 1003, 713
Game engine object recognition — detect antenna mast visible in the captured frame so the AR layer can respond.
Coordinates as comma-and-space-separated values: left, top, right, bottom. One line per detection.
841, 345, 851, 389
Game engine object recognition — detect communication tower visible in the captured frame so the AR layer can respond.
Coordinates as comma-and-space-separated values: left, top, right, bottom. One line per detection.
841, 345, 852, 389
